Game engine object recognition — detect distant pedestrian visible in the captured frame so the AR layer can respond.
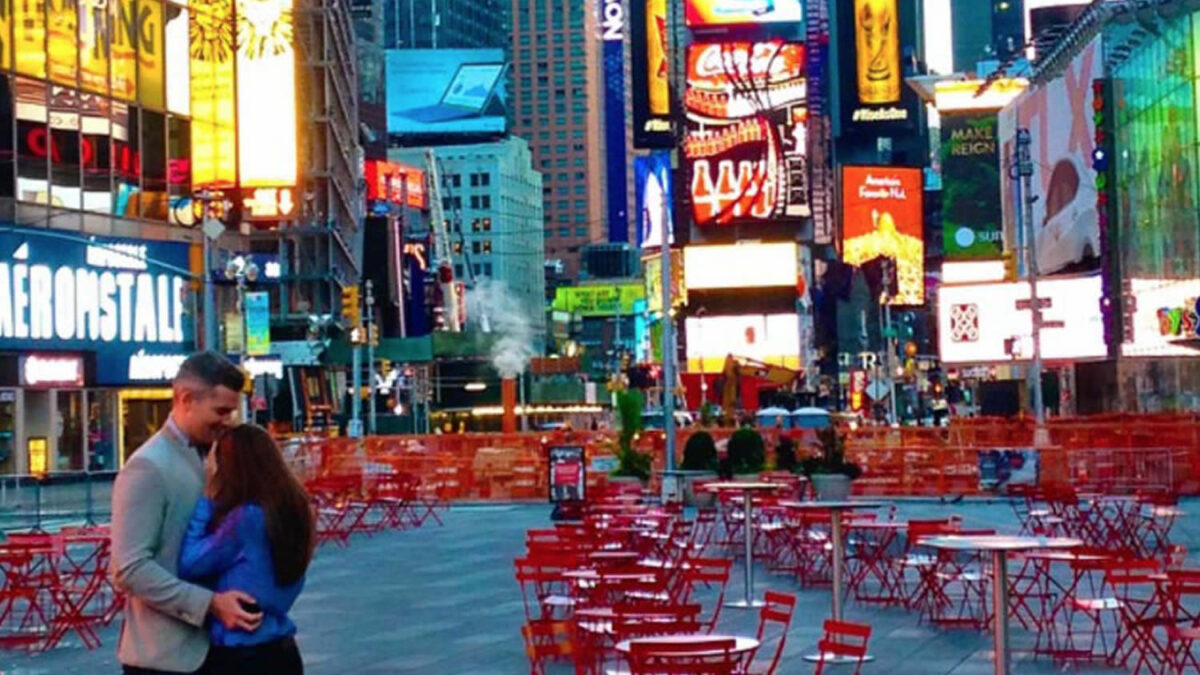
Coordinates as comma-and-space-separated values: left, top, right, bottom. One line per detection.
179, 423, 314, 675
110, 351, 261, 674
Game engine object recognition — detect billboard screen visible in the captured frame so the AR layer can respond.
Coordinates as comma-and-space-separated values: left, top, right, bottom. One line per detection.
685, 0, 805, 27
1121, 279, 1200, 358
365, 160, 427, 209
236, 0, 298, 189
631, 0, 674, 148
938, 275, 1106, 364
999, 36, 1102, 276
635, 152, 673, 248
841, 166, 924, 305
683, 242, 797, 290
386, 49, 508, 136
941, 113, 1002, 258
685, 313, 801, 373
600, 0, 630, 242
684, 40, 809, 226
839, 0, 919, 131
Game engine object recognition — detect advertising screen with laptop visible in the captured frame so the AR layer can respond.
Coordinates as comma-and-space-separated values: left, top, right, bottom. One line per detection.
386, 49, 508, 136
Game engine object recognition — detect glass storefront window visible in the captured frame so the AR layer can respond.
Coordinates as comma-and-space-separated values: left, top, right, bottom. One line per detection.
55, 391, 84, 471
0, 392, 15, 475
87, 391, 118, 472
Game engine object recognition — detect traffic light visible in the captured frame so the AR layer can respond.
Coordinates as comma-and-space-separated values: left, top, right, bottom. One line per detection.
369, 324, 380, 348
341, 285, 360, 326
1001, 252, 1017, 282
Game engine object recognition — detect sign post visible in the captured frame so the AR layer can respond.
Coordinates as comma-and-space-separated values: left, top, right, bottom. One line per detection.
548, 445, 586, 520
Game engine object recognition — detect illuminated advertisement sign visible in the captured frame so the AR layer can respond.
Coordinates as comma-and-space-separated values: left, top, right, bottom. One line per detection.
1121, 279, 1200, 358
20, 354, 85, 388
938, 275, 1106, 364
0, 227, 195, 385
630, 0, 674, 148
237, 0, 298, 189
933, 79, 1027, 113
684, 41, 809, 226
940, 113, 1002, 259
635, 152, 673, 248
385, 49, 508, 136
841, 166, 924, 304
999, 37, 1102, 276
552, 284, 645, 317
365, 160, 428, 209
601, 0, 630, 242
191, 0, 237, 187
683, 242, 797, 290
838, 0, 919, 130
643, 250, 686, 314
685, 313, 801, 373
685, 0, 805, 27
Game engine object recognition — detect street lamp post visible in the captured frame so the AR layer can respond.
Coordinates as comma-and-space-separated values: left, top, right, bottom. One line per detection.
224, 256, 260, 422
1014, 128, 1048, 443
365, 279, 377, 435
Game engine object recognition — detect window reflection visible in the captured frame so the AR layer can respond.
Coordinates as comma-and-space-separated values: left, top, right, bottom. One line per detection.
15, 77, 48, 204
49, 86, 82, 209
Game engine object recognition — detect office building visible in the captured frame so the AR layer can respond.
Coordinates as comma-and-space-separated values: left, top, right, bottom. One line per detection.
386, 0, 508, 48
509, 0, 607, 280
391, 137, 547, 350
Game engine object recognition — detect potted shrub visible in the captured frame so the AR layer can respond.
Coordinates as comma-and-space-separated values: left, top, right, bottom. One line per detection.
611, 390, 652, 484
800, 427, 862, 501
727, 427, 766, 480
681, 431, 719, 507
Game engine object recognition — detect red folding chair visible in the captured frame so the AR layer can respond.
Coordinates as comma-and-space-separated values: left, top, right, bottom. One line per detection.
812, 620, 872, 675
739, 591, 796, 675
521, 619, 576, 675
1103, 557, 1166, 674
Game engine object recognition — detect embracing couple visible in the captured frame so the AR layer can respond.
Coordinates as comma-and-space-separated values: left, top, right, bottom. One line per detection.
111, 352, 315, 674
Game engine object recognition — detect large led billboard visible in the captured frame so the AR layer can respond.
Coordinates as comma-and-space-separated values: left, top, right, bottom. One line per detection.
600, 0, 630, 242
999, 36, 1102, 276
841, 166, 924, 305
940, 113, 1002, 259
684, 40, 809, 226
837, 0, 920, 132
685, 0, 805, 27
631, 0, 674, 148
365, 160, 428, 210
236, 0, 298, 189
1122, 279, 1200, 358
938, 275, 1106, 364
635, 152, 673, 249
683, 242, 797, 290
386, 49, 508, 136
685, 313, 801, 373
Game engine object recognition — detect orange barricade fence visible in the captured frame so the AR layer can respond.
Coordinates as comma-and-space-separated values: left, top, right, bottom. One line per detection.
275, 413, 1200, 501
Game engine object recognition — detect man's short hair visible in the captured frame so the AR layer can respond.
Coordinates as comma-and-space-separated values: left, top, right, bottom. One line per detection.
174, 351, 245, 393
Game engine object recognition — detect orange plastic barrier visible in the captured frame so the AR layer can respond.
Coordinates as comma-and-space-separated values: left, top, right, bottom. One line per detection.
277, 414, 1200, 501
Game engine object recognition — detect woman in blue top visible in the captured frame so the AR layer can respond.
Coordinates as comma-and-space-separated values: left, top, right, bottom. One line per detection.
179, 424, 315, 675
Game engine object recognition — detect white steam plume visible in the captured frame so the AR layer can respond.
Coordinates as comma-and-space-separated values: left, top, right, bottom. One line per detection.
466, 279, 535, 378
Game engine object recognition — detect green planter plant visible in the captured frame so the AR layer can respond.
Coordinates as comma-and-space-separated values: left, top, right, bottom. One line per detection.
726, 427, 766, 478
612, 390, 652, 481
800, 427, 863, 500
682, 432, 719, 472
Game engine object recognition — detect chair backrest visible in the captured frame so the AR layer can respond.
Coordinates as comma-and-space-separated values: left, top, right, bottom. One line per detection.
521, 620, 572, 675
1165, 544, 1189, 570
628, 638, 738, 675
815, 620, 872, 675
748, 591, 797, 675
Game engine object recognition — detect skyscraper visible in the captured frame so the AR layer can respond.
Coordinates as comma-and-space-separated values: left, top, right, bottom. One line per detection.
386, 0, 508, 48
509, 0, 607, 280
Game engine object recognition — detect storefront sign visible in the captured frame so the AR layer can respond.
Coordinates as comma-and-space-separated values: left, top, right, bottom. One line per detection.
0, 227, 195, 385
552, 284, 645, 317
127, 350, 188, 382
20, 354, 84, 388
244, 292, 271, 356
244, 356, 284, 379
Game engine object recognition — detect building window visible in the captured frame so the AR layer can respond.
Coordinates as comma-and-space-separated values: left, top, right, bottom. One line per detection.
575, 226, 587, 237
472, 241, 481, 254
483, 218, 492, 231
454, 264, 463, 277
480, 172, 490, 186
481, 195, 491, 209
483, 240, 492, 253
484, 263, 493, 276
557, 227, 569, 237
469, 195, 480, 209
469, 173, 479, 187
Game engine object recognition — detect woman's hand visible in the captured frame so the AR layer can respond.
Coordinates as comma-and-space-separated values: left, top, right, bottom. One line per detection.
204, 447, 218, 497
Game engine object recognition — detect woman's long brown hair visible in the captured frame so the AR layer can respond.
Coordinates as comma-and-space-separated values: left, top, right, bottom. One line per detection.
209, 424, 316, 586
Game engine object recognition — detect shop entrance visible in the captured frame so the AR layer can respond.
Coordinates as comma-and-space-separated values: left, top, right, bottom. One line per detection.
119, 391, 172, 465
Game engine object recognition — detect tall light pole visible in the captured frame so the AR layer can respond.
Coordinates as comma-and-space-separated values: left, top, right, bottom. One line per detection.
224, 256, 260, 422
1014, 128, 1047, 441
195, 188, 232, 352
695, 306, 707, 408
365, 279, 377, 435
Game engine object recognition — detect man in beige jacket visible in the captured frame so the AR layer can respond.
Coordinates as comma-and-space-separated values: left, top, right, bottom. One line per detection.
111, 352, 263, 674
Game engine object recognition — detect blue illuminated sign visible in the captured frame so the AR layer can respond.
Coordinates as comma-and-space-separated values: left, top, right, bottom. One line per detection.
0, 225, 196, 385
602, 1, 629, 243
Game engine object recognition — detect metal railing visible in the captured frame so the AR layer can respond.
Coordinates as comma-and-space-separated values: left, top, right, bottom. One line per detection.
0, 471, 116, 532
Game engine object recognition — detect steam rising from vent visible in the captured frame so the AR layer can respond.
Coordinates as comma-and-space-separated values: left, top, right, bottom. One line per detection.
466, 280, 534, 378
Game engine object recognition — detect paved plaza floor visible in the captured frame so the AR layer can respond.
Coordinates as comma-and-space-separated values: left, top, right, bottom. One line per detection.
2, 498, 1195, 674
